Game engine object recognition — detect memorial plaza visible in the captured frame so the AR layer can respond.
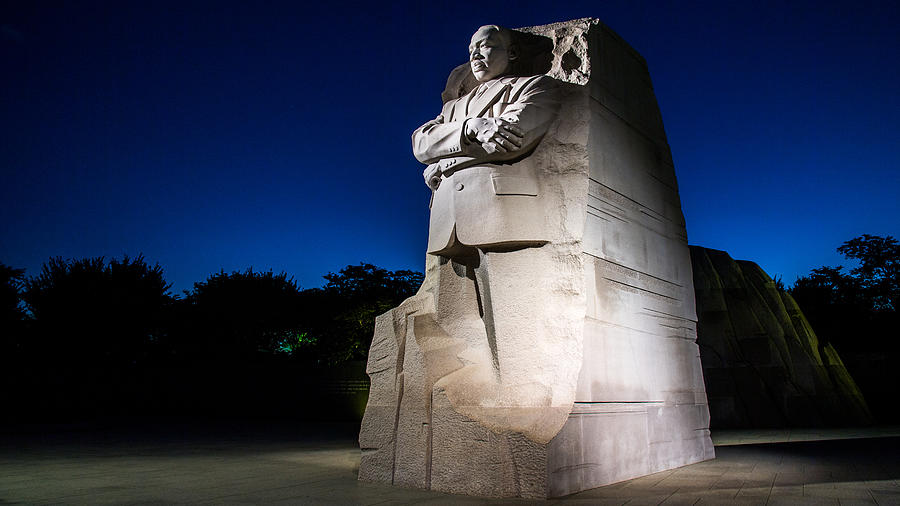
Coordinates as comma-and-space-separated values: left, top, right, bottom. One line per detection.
2, 420, 899, 505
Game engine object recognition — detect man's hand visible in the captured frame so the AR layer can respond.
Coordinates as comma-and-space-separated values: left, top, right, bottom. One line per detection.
464, 118, 525, 155
423, 163, 442, 190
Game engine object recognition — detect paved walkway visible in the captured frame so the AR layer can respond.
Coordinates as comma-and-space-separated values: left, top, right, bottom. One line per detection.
2, 420, 899, 505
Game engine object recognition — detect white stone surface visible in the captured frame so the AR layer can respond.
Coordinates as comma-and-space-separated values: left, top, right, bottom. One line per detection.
359, 18, 713, 499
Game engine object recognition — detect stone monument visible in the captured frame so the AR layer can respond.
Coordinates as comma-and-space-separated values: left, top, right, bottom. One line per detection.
359, 18, 714, 498
691, 246, 872, 428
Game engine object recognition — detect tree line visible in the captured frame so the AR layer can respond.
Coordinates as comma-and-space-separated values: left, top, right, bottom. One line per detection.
0, 258, 422, 421
786, 234, 899, 422
788, 234, 899, 355
2, 258, 422, 369
1, 234, 895, 422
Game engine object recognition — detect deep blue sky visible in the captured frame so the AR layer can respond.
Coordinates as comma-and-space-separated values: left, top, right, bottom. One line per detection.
2, 1, 898, 294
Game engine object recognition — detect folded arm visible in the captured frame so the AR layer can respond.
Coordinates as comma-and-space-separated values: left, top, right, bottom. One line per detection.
412, 76, 560, 166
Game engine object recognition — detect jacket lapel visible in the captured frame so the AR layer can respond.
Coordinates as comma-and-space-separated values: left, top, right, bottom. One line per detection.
466, 78, 512, 118
489, 83, 512, 118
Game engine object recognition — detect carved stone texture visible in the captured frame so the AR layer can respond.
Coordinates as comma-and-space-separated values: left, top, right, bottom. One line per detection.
690, 246, 873, 428
359, 18, 714, 498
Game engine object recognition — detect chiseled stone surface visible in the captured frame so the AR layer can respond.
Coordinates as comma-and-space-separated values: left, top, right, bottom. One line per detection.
690, 246, 873, 429
359, 18, 713, 498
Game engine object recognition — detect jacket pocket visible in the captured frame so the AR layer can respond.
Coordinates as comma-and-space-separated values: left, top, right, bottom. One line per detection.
491, 175, 538, 196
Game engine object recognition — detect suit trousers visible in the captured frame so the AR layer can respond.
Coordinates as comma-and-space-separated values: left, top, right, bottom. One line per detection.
436, 245, 571, 407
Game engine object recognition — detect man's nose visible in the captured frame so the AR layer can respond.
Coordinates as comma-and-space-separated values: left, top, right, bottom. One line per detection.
471, 50, 483, 60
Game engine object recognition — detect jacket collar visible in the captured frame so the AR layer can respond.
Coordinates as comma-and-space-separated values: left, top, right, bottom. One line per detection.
465, 76, 516, 117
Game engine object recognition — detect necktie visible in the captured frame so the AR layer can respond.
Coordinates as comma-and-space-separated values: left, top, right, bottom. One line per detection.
475, 82, 491, 99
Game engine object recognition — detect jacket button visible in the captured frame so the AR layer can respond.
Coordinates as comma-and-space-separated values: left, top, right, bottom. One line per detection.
455, 183, 464, 191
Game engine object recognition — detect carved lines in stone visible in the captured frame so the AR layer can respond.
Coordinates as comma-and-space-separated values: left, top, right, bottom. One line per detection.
584, 180, 689, 264
571, 401, 664, 415
638, 308, 697, 341
586, 315, 660, 337
595, 256, 682, 293
604, 277, 679, 305
586, 195, 627, 223
587, 178, 670, 228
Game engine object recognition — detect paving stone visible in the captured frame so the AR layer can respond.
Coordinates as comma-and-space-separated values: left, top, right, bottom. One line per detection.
697, 499, 765, 506
693, 489, 740, 503
836, 498, 878, 506
1, 424, 899, 504
613, 493, 674, 505
767, 497, 839, 505
805, 483, 875, 499
866, 489, 900, 505
659, 491, 704, 504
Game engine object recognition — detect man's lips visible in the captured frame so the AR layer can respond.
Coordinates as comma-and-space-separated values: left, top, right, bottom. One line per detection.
471, 62, 487, 71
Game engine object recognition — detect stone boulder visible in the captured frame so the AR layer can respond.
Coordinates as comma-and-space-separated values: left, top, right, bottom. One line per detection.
690, 246, 872, 428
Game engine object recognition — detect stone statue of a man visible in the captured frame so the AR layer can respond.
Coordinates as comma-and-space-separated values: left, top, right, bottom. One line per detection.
361, 20, 714, 498
413, 25, 560, 257
409, 25, 569, 442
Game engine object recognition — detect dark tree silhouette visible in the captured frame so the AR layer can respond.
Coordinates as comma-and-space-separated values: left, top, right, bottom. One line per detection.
159, 263, 423, 365
299, 264, 423, 364
4, 255, 174, 419
154, 264, 421, 418
836, 234, 899, 312
179, 268, 305, 360
1, 263, 26, 364
22, 255, 173, 368
1, 263, 25, 323
790, 234, 900, 422
4, 258, 422, 420
791, 235, 899, 352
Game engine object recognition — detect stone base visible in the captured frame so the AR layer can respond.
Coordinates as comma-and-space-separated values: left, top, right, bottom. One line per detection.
362, 387, 713, 499
358, 279, 714, 499
431, 401, 714, 499
548, 403, 714, 497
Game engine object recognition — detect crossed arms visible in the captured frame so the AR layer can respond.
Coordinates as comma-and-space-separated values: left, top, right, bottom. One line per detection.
412, 75, 560, 190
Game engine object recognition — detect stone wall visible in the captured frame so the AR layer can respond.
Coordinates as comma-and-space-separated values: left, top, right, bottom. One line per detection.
691, 246, 872, 428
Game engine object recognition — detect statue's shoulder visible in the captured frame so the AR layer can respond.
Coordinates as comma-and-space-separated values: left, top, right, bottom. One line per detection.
505, 75, 558, 103
509, 74, 556, 90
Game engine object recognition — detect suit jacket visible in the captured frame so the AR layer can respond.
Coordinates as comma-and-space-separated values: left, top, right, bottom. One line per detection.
411, 75, 560, 255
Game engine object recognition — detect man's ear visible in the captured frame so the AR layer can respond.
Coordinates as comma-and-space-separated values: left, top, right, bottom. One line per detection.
507, 44, 519, 62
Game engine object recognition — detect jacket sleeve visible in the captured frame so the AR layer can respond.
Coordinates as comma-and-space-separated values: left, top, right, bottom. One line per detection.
411, 113, 468, 164
489, 75, 560, 163
411, 75, 560, 167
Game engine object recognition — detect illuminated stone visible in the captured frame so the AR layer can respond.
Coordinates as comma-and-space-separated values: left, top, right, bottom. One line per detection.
359, 18, 714, 498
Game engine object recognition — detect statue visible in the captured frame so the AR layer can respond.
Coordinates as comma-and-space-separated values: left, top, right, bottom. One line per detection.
408, 24, 573, 441
416, 25, 558, 198
359, 19, 714, 499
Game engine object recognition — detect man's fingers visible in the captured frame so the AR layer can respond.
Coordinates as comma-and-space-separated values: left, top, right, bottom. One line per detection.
504, 123, 526, 137
483, 141, 507, 154
424, 164, 442, 189
498, 130, 523, 147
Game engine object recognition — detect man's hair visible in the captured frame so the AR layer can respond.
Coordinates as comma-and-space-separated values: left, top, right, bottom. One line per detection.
476, 24, 514, 51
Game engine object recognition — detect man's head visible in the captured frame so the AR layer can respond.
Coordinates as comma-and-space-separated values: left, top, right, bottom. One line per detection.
469, 25, 517, 82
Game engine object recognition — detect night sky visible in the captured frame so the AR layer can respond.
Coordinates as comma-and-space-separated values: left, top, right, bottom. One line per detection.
2, 1, 898, 294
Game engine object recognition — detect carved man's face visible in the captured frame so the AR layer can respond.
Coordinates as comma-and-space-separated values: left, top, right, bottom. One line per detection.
469, 27, 512, 82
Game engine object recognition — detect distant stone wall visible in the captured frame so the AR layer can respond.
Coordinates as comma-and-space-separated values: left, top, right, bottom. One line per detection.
690, 246, 872, 428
